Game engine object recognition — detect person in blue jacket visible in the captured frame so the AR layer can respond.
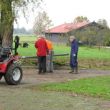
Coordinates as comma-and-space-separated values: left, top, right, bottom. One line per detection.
69, 36, 79, 74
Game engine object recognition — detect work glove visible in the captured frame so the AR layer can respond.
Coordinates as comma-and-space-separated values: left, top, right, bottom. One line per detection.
73, 54, 76, 57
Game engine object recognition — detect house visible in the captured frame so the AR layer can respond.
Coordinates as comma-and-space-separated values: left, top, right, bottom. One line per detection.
45, 21, 109, 45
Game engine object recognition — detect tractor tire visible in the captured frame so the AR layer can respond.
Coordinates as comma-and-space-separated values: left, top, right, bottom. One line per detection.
4, 63, 23, 85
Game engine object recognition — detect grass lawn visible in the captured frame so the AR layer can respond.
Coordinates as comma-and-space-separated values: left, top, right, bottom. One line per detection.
33, 76, 110, 100
16, 36, 110, 69
19, 35, 37, 42
16, 36, 110, 60
18, 43, 110, 60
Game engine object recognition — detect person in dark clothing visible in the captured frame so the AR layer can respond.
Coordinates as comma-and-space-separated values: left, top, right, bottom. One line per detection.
0, 34, 2, 46
14, 36, 20, 55
38, 56, 46, 73
69, 36, 79, 74
35, 35, 48, 74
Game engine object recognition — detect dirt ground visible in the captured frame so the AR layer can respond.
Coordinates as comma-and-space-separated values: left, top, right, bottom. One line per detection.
21, 69, 110, 86
0, 69, 110, 110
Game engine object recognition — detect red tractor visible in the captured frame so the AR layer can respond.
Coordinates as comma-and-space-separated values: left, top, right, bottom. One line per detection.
0, 47, 23, 85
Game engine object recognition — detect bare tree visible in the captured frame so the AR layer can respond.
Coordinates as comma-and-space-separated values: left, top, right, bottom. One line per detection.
33, 11, 52, 35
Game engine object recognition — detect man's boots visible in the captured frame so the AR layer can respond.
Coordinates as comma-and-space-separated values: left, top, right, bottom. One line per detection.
69, 67, 78, 74
69, 68, 74, 74
74, 66, 78, 74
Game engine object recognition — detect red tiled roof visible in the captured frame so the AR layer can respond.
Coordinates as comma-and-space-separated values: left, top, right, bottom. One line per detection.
46, 21, 90, 34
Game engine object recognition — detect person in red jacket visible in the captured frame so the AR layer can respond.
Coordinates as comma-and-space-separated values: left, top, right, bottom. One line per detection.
35, 35, 48, 74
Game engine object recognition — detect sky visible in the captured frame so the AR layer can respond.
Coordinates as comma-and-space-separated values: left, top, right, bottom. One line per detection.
14, 0, 110, 30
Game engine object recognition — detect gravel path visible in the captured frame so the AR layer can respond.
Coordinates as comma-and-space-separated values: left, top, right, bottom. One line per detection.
21, 69, 110, 86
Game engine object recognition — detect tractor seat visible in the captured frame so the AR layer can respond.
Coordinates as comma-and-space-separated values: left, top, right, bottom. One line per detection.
0, 48, 11, 62
0, 55, 9, 62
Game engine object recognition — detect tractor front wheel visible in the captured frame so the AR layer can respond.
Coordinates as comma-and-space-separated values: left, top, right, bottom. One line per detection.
4, 63, 23, 85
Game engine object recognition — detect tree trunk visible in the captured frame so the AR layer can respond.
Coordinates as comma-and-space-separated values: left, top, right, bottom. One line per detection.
0, 0, 14, 48
1, 24, 13, 48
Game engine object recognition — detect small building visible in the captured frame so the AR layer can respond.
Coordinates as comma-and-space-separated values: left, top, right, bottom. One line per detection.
45, 21, 89, 44
45, 21, 109, 45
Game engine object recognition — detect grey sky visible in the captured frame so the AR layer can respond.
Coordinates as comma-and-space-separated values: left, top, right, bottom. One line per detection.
14, 0, 110, 30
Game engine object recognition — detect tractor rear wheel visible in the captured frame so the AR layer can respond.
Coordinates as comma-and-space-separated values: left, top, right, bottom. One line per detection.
4, 63, 23, 85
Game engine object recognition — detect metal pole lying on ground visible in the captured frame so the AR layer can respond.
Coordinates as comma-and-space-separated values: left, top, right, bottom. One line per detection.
21, 53, 69, 59
19, 53, 69, 72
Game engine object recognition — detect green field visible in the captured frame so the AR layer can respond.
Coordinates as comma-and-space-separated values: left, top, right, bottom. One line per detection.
19, 35, 37, 42
18, 45, 110, 60
18, 36, 110, 60
17, 36, 110, 69
32, 76, 110, 100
